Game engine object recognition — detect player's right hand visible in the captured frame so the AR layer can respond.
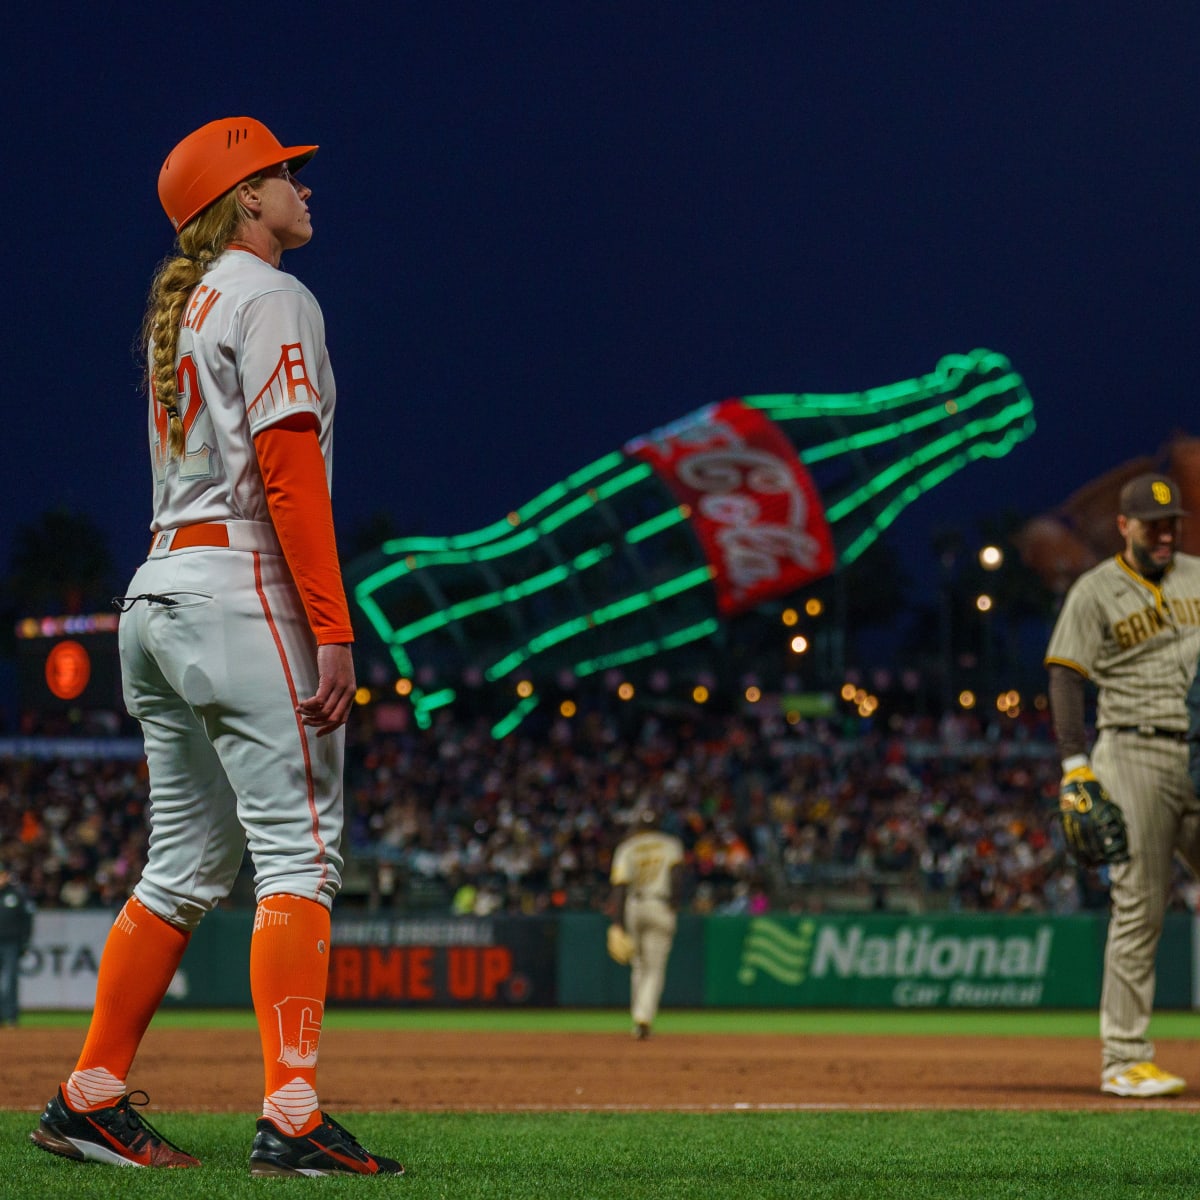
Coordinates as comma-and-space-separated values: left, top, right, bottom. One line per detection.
297, 642, 356, 736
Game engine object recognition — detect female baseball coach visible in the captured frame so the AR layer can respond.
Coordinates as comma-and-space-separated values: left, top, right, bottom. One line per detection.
29, 117, 403, 1177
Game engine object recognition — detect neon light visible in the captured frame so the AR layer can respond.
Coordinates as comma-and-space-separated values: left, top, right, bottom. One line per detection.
593, 462, 653, 498
393, 562, 573, 644
394, 539, 629, 682
412, 688, 456, 714
379, 451, 626, 555
359, 460, 650, 593
837, 412, 1035, 565
573, 618, 719, 677
491, 695, 540, 739
346, 348, 1035, 736
797, 374, 1027, 465
825, 398, 1035, 524
484, 566, 713, 681
535, 494, 596, 535
746, 350, 1015, 416
626, 506, 688, 544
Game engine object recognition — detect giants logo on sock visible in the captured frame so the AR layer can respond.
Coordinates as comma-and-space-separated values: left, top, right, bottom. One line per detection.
254, 906, 291, 932
273, 996, 324, 1068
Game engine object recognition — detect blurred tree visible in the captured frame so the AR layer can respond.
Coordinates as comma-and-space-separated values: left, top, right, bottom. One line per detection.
903, 511, 1057, 706
835, 537, 912, 631
6, 508, 116, 619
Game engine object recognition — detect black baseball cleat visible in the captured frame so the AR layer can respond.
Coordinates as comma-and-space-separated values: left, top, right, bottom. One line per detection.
249, 1112, 404, 1177
29, 1087, 201, 1168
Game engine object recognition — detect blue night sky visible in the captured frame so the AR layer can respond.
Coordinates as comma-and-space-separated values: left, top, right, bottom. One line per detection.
5, 2, 1198, 608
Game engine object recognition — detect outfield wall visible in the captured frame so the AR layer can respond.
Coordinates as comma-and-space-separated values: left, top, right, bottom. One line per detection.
18, 910, 1196, 1011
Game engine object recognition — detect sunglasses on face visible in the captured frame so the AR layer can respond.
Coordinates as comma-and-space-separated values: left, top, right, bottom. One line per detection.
264, 161, 297, 186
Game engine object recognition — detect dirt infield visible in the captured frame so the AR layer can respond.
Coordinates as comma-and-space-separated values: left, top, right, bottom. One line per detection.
7, 1028, 1200, 1112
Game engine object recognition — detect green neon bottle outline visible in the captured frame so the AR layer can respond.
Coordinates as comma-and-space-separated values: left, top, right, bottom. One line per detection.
347, 348, 1035, 734
370, 388, 1032, 678
357, 351, 1027, 606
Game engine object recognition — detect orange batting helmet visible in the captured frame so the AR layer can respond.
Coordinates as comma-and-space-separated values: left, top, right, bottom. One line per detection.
158, 116, 318, 232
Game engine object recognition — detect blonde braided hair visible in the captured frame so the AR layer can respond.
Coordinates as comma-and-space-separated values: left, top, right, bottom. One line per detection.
141, 177, 263, 458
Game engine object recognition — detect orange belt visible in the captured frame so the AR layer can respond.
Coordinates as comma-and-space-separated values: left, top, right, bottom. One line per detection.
149, 523, 231, 554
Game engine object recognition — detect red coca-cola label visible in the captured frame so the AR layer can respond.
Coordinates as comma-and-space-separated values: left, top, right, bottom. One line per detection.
625, 400, 836, 615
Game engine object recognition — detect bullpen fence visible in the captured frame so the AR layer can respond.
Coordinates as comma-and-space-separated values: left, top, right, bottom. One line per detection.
18, 909, 1198, 1011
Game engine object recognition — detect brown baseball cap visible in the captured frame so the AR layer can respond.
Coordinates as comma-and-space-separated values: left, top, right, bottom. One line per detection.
1118, 473, 1187, 520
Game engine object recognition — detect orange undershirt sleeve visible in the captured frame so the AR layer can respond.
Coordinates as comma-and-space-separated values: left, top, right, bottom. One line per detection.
253, 414, 354, 646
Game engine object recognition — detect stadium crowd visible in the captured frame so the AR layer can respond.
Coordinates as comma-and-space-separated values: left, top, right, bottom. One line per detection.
3, 700, 1185, 920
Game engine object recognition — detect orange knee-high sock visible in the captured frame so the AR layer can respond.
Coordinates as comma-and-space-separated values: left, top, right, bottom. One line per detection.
250, 894, 331, 1136
65, 896, 191, 1111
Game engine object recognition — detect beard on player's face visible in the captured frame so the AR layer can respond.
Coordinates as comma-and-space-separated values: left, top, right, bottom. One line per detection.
1127, 521, 1176, 579
1131, 541, 1170, 578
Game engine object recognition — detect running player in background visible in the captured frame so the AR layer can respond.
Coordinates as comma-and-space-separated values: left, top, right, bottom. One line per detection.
28, 117, 403, 1176
1045, 472, 1200, 1098
610, 807, 686, 1040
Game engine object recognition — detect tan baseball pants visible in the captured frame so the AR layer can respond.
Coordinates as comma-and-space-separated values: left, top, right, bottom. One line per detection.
625, 895, 676, 1028
1092, 729, 1200, 1074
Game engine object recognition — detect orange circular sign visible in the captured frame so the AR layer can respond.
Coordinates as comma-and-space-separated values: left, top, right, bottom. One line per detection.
45, 640, 91, 700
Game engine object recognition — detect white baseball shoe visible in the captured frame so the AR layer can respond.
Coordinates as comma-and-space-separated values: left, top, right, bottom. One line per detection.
1101, 1062, 1185, 1097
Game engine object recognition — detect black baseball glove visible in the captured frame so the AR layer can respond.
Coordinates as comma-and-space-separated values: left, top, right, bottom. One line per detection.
1058, 765, 1130, 868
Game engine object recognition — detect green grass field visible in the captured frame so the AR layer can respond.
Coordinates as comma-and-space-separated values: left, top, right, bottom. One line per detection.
8, 1009, 1200, 1199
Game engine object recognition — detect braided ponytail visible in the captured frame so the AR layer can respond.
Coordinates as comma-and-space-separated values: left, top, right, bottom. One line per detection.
140, 179, 261, 459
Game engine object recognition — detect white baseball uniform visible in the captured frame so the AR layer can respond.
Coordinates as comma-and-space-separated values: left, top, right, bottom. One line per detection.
121, 248, 345, 929
610, 828, 684, 1030
1046, 551, 1200, 1073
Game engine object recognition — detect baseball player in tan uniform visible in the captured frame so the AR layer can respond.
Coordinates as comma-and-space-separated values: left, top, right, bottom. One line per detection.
1045, 472, 1200, 1097
610, 808, 685, 1039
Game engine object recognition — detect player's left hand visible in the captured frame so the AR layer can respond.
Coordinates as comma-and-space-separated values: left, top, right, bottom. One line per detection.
607, 923, 634, 965
1058, 765, 1130, 868
297, 643, 356, 736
